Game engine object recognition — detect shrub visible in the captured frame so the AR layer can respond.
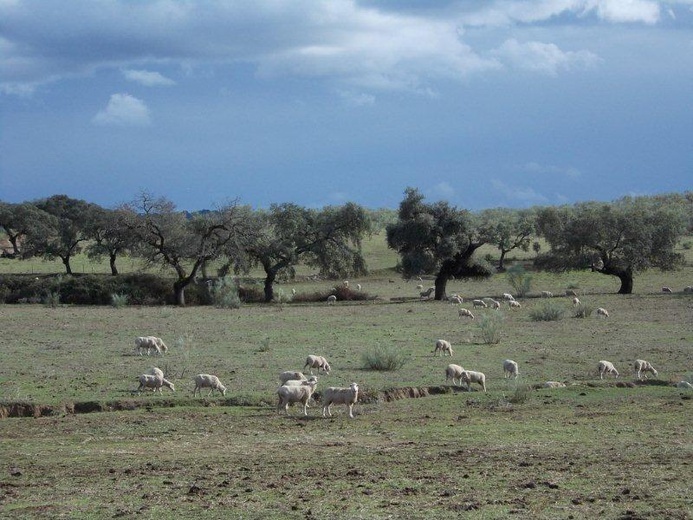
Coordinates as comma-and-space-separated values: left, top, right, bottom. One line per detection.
477, 312, 503, 344
508, 384, 532, 404
506, 264, 532, 298
210, 276, 241, 309
361, 345, 408, 371
258, 337, 271, 353
573, 303, 594, 319
43, 290, 61, 308
530, 302, 565, 322
110, 293, 129, 308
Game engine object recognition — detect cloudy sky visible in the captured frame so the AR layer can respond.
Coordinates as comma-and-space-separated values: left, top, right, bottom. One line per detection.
1, 1, 691, 211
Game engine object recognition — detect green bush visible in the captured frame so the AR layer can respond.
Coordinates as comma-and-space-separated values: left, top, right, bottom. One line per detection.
573, 303, 594, 318
361, 344, 408, 371
43, 290, 61, 308
508, 384, 532, 404
210, 276, 241, 309
477, 312, 503, 344
110, 293, 129, 308
530, 302, 565, 321
506, 265, 533, 298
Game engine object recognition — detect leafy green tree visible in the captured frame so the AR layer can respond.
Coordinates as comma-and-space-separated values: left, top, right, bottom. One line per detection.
0, 202, 53, 257
479, 207, 536, 271
28, 195, 101, 274
535, 196, 686, 294
85, 206, 135, 275
241, 202, 371, 303
386, 187, 492, 300
124, 193, 251, 306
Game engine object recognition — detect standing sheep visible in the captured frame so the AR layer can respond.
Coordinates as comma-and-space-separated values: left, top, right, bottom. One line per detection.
472, 299, 487, 308
322, 382, 359, 418
572, 297, 581, 307
433, 339, 453, 357
137, 374, 175, 393
458, 308, 475, 319
193, 374, 227, 397
502, 293, 515, 301
598, 360, 619, 379
445, 364, 465, 386
596, 307, 609, 318
508, 300, 521, 309
420, 287, 435, 299
461, 370, 486, 392
502, 359, 519, 379
634, 359, 658, 380
489, 299, 501, 310
279, 371, 307, 385
448, 294, 464, 304
326, 295, 337, 305
277, 379, 318, 416
304, 355, 331, 375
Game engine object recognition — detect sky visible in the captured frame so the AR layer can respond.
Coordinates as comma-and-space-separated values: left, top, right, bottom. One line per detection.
1, 0, 692, 212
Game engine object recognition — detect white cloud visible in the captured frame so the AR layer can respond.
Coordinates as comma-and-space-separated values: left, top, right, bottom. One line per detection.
427, 182, 456, 201
586, 0, 660, 24
522, 162, 582, 179
122, 69, 175, 87
491, 179, 548, 204
92, 93, 151, 127
492, 39, 601, 76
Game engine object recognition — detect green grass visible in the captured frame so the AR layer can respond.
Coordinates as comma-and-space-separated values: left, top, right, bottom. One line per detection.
0, 234, 692, 518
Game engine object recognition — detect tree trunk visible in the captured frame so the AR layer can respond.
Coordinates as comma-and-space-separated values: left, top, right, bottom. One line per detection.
263, 269, 277, 303
62, 256, 73, 275
597, 264, 634, 294
498, 250, 507, 271
109, 253, 118, 275
174, 280, 187, 306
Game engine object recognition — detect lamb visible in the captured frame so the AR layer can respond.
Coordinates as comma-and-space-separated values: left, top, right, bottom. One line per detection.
596, 307, 609, 318
502, 293, 515, 301
597, 360, 619, 379
633, 359, 658, 380
508, 300, 521, 309
461, 370, 486, 392
193, 374, 227, 397
445, 364, 465, 386
472, 299, 487, 308
326, 295, 337, 305
420, 287, 435, 299
541, 290, 553, 298
572, 297, 581, 307
502, 359, 519, 379
543, 381, 566, 388
433, 339, 453, 356
304, 355, 331, 375
458, 308, 475, 319
661, 287, 672, 293
279, 371, 307, 385
277, 379, 318, 416
137, 374, 175, 393
322, 382, 359, 418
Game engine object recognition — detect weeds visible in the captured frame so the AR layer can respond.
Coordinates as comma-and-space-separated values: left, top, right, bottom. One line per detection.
110, 293, 129, 308
210, 276, 241, 309
362, 344, 408, 371
573, 303, 594, 318
477, 312, 503, 344
506, 264, 533, 297
530, 302, 565, 321
43, 290, 61, 308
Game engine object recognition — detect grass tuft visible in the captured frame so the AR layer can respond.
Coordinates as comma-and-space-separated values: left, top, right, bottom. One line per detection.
530, 301, 565, 321
362, 344, 408, 371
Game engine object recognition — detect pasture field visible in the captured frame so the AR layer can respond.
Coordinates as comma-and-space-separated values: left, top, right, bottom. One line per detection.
0, 238, 691, 519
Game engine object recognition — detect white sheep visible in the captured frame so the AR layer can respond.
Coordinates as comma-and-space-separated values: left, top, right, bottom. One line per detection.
598, 360, 619, 379
508, 300, 522, 309
145, 366, 164, 379
502, 293, 515, 301
356, 283, 362, 291
433, 339, 453, 357
322, 382, 359, 418
277, 379, 318, 416
416, 284, 424, 290
137, 374, 175, 393
445, 364, 465, 386
279, 371, 307, 385
343, 280, 349, 288
596, 307, 609, 318
472, 299, 487, 308
458, 308, 475, 319
461, 370, 486, 392
135, 336, 168, 356
543, 381, 566, 388
489, 299, 501, 310
565, 289, 579, 297
304, 355, 331, 375
282, 375, 318, 386
502, 359, 519, 379
326, 294, 337, 305
193, 374, 227, 397
448, 294, 463, 304
633, 359, 658, 380
572, 297, 581, 307
541, 290, 553, 298
661, 287, 673, 293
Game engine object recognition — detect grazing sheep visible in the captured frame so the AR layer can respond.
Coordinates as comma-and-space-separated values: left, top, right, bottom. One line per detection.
572, 297, 581, 307
322, 382, 359, 418
135, 336, 167, 356
502, 359, 519, 379
343, 280, 349, 288
137, 374, 175, 393
145, 366, 164, 379
633, 359, 658, 380
445, 364, 465, 386
326, 294, 337, 305
461, 370, 486, 392
448, 294, 463, 304
489, 299, 501, 310
502, 293, 515, 301
543, 381, 566, 388
661, 287, 672, 293
433, 339, 453, 357
508, 300, 521, 309
598, 360, 619, 379
541, 290, 553, 298
472, 299, 487, 308
458, 308, 475, 319
304, 355, 331, 375
565, 289, 579, 297
282, 375, 318, 386
193, 374, 227, 397
279, 371, 307, 385
676, 381, 693, 389
416, 284, 424, 290
596, 307, 609, 318
277, 379, 318, 416
420, 287, 435, 299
